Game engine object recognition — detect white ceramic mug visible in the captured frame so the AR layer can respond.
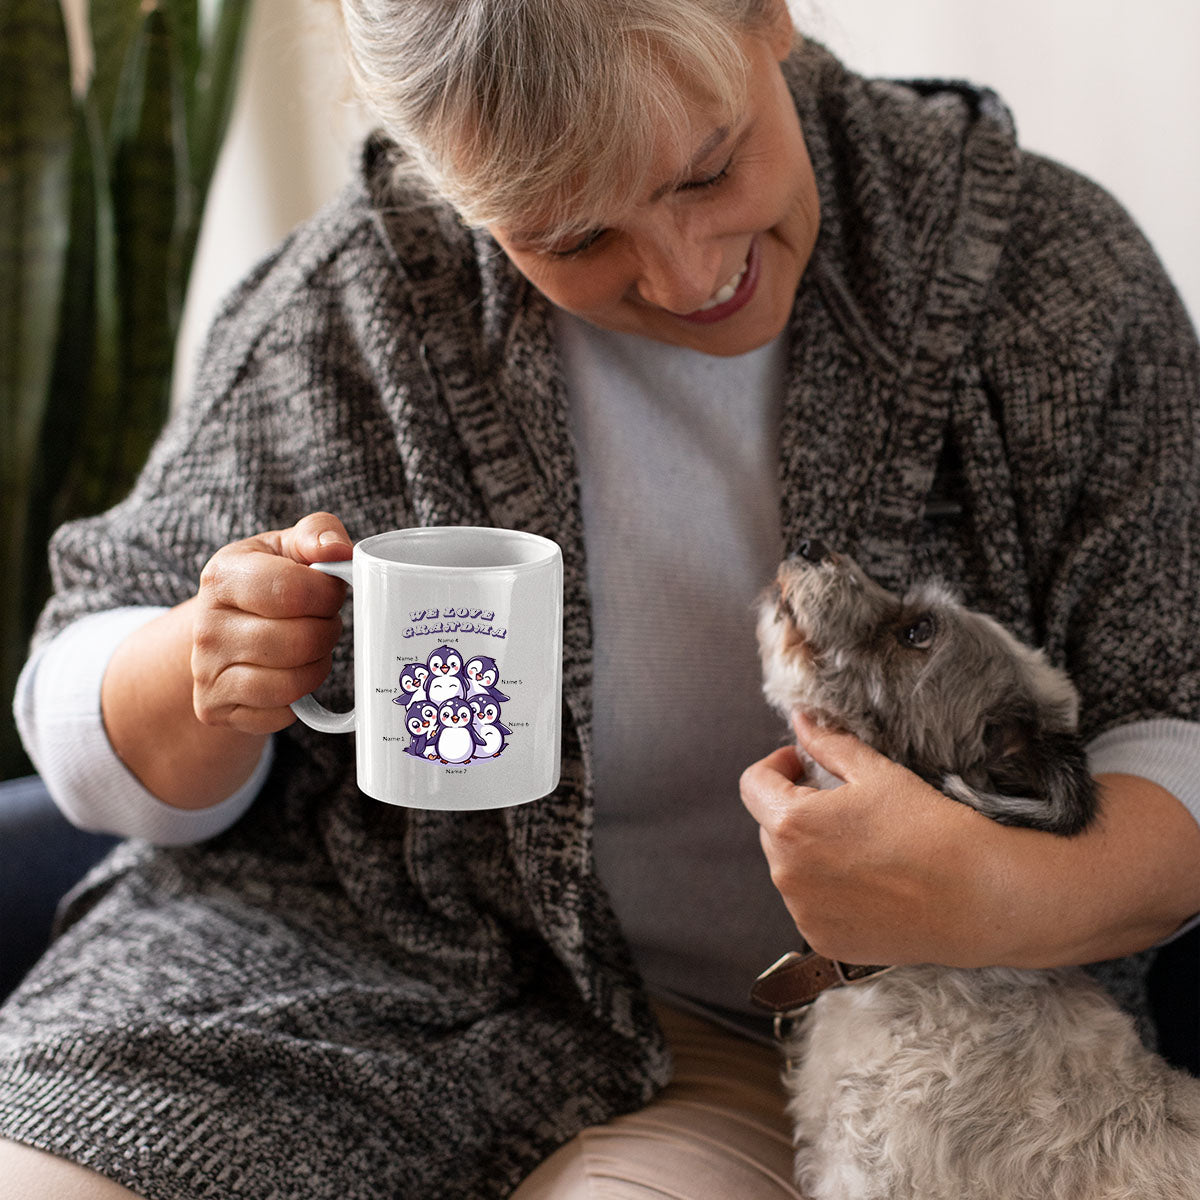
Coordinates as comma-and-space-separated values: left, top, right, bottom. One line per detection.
291, 526, 563, 810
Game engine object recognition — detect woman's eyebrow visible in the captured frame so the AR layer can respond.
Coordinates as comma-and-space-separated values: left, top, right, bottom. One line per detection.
648, 126, 732, 201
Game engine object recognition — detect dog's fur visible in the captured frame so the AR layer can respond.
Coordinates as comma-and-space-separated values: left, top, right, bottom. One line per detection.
755, 546, 1200, 1200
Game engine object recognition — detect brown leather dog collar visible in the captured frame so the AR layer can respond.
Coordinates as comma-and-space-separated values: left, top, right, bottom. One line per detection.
751, 949, 896, 1018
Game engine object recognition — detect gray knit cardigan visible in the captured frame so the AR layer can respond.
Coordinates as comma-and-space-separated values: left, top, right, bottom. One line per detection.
1, 41, 1197, 1200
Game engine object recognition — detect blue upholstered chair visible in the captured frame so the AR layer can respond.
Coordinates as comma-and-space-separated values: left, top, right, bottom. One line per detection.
0, 775, 118, 1000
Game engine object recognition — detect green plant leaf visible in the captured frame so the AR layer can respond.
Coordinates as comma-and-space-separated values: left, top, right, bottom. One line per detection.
89, 0, 143, 142
26, 90, 117, 585
179, 0, 252, 279
89, 2, 190, 511
0, 0, 76, 775
191, 0, 252, 185
165, 0, 201, 118
0, 0, 75, 491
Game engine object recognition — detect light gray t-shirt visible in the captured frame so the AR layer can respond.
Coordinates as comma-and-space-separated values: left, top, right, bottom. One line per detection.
556, 310, 804, 1023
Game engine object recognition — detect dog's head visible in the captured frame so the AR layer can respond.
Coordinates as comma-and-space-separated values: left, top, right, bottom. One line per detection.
756, 541, 1097, 835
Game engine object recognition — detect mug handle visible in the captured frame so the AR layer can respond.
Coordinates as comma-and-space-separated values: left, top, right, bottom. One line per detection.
290, 559, 356, 734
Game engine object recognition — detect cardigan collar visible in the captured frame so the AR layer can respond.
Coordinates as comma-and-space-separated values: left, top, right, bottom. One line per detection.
778, 41, 1021, 585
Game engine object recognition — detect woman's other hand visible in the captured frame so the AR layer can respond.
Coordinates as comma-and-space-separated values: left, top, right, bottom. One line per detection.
740, 715, 1002, 968
740, 713, 1200, 969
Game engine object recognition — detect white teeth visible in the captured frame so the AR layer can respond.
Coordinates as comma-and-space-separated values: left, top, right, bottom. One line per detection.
697, 260, 748, 311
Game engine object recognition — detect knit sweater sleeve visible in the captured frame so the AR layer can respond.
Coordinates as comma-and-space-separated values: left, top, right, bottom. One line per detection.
977, 151, 1200, 743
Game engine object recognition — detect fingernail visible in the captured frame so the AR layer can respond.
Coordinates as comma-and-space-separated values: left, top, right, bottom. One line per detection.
317, 531, 347, 548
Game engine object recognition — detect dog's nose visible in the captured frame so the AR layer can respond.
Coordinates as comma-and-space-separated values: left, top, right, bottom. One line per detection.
796, 537, 831, 563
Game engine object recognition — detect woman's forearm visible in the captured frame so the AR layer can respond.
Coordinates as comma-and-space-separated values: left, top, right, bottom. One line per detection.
1000, 772, 1200, 967
98, 515, 351, 810
741, 720, 1200, 970
100, 597, 269, 809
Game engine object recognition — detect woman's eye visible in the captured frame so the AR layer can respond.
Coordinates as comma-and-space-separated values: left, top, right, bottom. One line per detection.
550, 228, 607, 258
679, 157, 733, 193
898, 615, 936, 649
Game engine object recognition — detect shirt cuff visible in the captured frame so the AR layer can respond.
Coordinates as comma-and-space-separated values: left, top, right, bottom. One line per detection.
1087, 718, 1200, 942
13, 607, 271, 846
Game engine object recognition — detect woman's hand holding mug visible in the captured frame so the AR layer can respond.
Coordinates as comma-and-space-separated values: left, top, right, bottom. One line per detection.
189, 513, 563, 810
190, 512, 354, 735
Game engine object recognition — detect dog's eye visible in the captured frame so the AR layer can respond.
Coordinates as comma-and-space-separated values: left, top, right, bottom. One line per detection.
898, 615, 937, 649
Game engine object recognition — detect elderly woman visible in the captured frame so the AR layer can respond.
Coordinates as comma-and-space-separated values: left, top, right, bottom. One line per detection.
3, 1, 1199, 1196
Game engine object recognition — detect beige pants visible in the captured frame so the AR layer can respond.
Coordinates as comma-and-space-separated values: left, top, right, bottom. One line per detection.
512, 1003, 805, 1199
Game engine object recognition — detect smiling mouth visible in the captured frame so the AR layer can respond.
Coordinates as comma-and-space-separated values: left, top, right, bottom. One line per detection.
676, 236, 760, 325
697, 260, 748, 311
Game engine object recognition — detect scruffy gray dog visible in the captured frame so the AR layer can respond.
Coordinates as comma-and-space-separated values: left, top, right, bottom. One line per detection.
755, 540, 1200, 1200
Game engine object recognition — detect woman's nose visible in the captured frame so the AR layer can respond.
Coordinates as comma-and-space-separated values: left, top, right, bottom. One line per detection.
632, 229, 724, 314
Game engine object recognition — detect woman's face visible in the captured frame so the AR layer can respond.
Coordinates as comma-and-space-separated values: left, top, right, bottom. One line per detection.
488, 20, 819, 357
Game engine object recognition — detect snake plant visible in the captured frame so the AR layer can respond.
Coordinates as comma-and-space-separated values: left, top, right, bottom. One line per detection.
1, 0, 252, 776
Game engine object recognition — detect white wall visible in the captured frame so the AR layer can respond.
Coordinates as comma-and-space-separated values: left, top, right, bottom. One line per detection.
798, 0, 1200, 322
176, 0, 1200, 401
176, 0, 371, 400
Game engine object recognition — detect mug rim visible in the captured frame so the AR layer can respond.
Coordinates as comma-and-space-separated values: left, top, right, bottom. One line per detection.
355, 525, 561, 573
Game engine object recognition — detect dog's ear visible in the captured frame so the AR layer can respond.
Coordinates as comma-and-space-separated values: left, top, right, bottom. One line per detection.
942, 722, 1098, 836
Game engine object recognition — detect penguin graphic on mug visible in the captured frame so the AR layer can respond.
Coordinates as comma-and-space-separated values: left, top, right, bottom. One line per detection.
434, 698, 486, 764
464, 655, 510, 703
425, 646, 467, 703
468, 696, 512, 759
402, 645, 516, 764
403, 700, 441, 760
393, 663, 430, 708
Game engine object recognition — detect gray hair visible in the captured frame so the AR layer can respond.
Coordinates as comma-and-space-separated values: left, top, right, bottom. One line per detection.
339, 0, 782, 239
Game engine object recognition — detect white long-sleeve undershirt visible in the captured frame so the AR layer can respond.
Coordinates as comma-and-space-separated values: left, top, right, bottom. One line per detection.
13, 607, 272, 846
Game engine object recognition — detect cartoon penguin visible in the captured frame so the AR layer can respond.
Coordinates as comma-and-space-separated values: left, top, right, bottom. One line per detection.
464, 655, 510, 703
468, 695, 511, 759
403, 700, 440, 759
425, 645, 466, 703
393, 663, 429, 707
434, 698, 485, 764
